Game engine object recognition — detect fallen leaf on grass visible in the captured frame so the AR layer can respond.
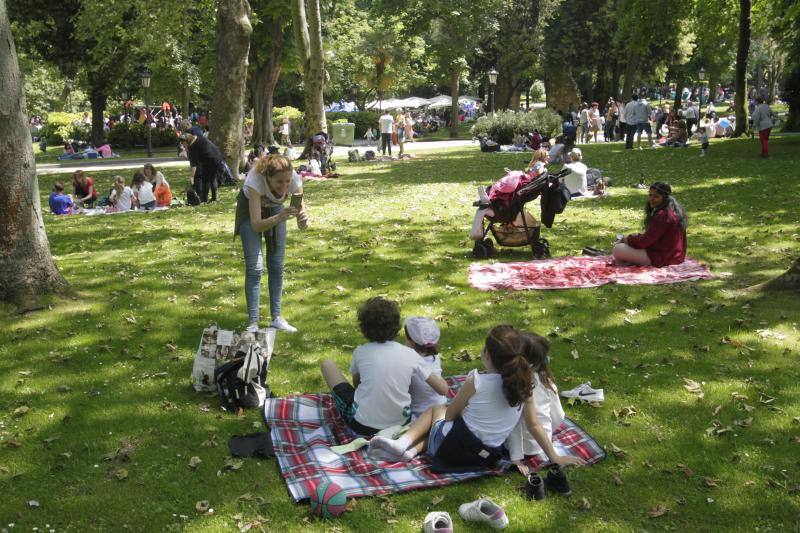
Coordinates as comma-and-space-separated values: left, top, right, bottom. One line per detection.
18, 370, 32, 376
108, 467, 128, 480
28, 500, 40, 508
196, 500, 210, 513
13, 406, 30, 417
704, 477, 720, 488
683, 378, 704, 398
609, 443, 628, 458
646, 504, 668, 518
189, 456, 202, 469
612, 474, 623, 486
431, 495, 444, 505
676, 464, 693, 476
581, 497, 592, 510
744, 480, 756, 486
613, 406, 637, 419
734, 417, 753, 428
675, 497, 686, 506
712, 405, 723, 416
201, 435, 219, 448
238, 493, 253, 501
571, 349, 580, 360
57, 385, 72, 393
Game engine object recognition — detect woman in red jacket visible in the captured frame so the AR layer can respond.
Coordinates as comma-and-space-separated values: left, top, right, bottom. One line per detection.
612, 182, 687, 266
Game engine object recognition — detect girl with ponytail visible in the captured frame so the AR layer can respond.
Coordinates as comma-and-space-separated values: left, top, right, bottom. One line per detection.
367, 325, 586, 472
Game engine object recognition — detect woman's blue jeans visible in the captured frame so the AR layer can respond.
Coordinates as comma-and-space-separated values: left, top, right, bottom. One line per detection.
240, 205, 286, 323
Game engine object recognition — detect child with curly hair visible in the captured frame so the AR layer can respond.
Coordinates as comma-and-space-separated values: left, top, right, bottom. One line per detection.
320, 297, 441, 436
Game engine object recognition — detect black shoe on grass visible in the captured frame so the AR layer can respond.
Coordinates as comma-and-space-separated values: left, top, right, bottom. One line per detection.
544, 465, 572, 496
525, 473, 546, 501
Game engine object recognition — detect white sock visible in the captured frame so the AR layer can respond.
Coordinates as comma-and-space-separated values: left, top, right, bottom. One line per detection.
401, 447, 419, 461
368, 435, 411, 459
470, 208, 488, 240
477, 186, 490, 203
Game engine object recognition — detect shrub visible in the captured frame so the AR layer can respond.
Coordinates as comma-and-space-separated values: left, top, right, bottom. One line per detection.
470, 109, 562, 144
107, 123, 178, 149
273, 106, 303, 124
41, 112, 89, 145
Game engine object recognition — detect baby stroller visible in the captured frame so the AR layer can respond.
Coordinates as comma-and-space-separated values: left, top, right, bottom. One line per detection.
472, 168, 571, 259
310, 132, 336, 175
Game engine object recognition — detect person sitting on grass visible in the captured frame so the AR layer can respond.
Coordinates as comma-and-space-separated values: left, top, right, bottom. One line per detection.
562, 147, 588, 197
319, 297, 442, 436
131, 172, 157, 210
107, 175, 133, 213
142, 163, 166, 190
505, 332, 564, 475
48, 181, 74, 215
366, 325, 586, 473
154, 172, 172, 208
612, 181, 686, 267
404, 317, 450, 420
72, 170, 97, 208
662, 119, 688, 147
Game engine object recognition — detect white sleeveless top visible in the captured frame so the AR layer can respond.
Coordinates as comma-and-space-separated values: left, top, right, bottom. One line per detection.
462, 369, 523, 448
505, 373, 565, 461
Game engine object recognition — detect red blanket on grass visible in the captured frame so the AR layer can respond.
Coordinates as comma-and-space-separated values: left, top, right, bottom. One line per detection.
468, 255, 713, 291
264, 376, 605, 502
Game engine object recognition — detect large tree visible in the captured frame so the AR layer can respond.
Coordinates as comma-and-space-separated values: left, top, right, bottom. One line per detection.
291, 0, 326, 151
732, 0, 751, 136
209, 0, 253, 174
0, 0, 67, 307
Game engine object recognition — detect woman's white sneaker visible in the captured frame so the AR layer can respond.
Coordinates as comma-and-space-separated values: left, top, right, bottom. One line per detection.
270, 316, 297, 333
458, 498, 508, 529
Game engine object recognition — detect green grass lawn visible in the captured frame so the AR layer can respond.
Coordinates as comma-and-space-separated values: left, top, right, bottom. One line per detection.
2, 137, 799, 531
33, 143, 178, 164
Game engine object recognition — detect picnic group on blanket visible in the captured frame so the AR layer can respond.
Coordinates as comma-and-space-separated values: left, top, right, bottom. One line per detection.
230, 153, 689, 530
48, 165, 172, 215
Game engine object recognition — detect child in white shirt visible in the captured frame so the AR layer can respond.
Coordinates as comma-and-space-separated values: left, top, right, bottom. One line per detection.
505, 332, 565, 474
131, 171, 157, 210
108, 176, 133, 213
320, 298, 443, 436
404, 317, 449, 419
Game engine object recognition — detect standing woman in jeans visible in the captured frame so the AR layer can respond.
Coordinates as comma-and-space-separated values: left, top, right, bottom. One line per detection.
234, 155, 308, 333
751, 95, 774, 159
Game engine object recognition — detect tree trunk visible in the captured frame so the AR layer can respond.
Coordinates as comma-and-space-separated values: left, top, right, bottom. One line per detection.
210, 0, 252, 175
544, 59, 580, 113
450, 68, 460, 138
750, 257, 800, 292
291, 0, 326, 156
595, 61, 607, 107
262, 15, 283, 146
90, 89, 106, 147
611, 58, 621, 100
181, 80, 190, 118
621, 54, 639, 100
732, 0, 751, 137
673, 71, 684, 110
0, 0, 68, 308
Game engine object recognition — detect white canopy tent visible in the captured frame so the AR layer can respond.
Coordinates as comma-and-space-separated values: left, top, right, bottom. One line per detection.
365, 95, 482, 110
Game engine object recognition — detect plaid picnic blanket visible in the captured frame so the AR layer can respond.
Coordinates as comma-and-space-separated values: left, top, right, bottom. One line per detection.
263, 376, 605, 502
468, 255, 713, 291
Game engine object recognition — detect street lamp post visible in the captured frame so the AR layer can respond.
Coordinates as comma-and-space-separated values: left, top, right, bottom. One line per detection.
698, 67, 706, 107
65, 79, 73, 112
488, 67, 498, 116
141, 68, 153, 158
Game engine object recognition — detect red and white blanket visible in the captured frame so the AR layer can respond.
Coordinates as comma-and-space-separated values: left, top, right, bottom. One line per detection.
468, 255, 713, 291
264, 376, 605, 502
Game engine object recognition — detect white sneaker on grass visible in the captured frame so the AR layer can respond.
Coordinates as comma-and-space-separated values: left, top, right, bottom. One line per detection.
246, 323, 259, 334
270, 316, 297, 333
423, 511, 454, 533
458, 498, 508, 529
560, 381, 604, 403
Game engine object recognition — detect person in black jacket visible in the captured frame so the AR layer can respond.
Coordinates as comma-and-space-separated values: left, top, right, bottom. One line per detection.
183, 127, 224, 203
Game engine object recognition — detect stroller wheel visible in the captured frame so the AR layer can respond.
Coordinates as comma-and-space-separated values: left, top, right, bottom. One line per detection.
472, 241, 489, 259
533, 238, 551, 259
482, 239, 496, 257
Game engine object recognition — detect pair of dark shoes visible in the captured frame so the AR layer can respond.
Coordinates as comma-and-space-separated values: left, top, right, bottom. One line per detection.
525, 465, 571, 501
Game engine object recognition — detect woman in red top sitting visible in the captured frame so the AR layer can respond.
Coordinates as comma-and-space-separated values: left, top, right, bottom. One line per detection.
612, 181, 686, 267
72, 170, 98, 208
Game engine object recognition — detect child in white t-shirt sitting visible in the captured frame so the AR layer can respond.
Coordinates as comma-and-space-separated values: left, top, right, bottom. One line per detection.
107, 176, 133, 213
320, 297, 441, 436
404, 317, 449, 420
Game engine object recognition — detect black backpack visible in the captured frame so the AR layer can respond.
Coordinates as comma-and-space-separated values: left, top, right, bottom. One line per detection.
186, 185, 201, 206
214, 344, 269, 415
364, 150, 376, 161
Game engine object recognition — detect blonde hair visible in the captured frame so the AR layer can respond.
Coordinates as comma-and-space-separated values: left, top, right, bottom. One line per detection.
530, 148, 549, 164
254, 154, 292, 178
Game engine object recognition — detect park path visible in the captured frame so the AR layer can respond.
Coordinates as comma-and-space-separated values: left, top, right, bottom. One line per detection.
35, 139, 478, 175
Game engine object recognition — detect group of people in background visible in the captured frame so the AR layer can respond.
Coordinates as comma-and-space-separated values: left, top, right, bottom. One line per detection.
48, 164, 172, 215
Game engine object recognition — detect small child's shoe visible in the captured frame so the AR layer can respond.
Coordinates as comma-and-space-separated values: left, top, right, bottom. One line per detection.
525, 473, 546, 501
423, 511, 454, 533
458, 498, 508, 529
544, 464, 572, 496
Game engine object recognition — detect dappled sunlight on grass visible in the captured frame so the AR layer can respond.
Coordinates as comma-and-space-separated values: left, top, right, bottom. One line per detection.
0, 136, 798, 530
